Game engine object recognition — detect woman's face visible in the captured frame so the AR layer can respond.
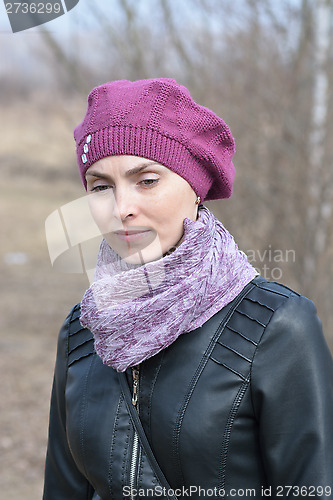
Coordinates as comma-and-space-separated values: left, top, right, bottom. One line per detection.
85, 155, 198, 265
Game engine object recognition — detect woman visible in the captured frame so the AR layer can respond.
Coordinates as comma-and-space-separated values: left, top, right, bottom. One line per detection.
43, 79, 333, 499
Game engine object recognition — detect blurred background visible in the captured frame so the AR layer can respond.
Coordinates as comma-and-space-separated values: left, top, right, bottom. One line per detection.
1, 0, 332, 498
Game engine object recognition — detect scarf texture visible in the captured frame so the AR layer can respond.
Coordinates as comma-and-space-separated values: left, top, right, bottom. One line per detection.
80, 206, 258, 372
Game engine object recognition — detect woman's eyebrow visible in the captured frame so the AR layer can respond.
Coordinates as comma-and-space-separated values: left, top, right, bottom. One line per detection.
85, 170, 109, 179
125, 162, 161, 177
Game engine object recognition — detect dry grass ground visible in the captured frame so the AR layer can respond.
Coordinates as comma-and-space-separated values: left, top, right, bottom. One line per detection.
0, 167, 89, 499
1, 100, 332, 500
1, 98, 89, 499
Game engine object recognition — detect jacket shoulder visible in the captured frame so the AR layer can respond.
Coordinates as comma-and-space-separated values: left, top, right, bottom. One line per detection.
248, 279, 329, 376
209, 278, 318, 382
222, 277, 302, 346
252, 277, 319, 329
251, 276, 300, 300
245, 277, 322, 346
59, 303, 95, 367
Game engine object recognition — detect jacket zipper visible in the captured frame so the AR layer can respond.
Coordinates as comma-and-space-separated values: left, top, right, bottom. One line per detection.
129, 366, 140, 500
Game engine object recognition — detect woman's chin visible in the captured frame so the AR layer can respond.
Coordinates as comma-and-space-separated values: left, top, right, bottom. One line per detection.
120, 248, 164, 266
107, 240, 165, 266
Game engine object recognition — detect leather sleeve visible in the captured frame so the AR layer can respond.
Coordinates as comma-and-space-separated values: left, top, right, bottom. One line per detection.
43, 309, 95, 500
251, 295, 333, 496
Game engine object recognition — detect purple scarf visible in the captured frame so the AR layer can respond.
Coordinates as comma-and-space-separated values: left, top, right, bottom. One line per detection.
80, 206, 258, 372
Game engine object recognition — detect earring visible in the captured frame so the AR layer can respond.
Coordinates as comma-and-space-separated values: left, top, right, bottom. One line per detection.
195, 196, 201, 205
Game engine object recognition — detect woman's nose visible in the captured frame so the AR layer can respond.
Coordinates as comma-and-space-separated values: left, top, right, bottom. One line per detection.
113, 187, 137, 221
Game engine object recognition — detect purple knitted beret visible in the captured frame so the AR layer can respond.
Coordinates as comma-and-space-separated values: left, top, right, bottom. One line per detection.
74, 78, 235, 201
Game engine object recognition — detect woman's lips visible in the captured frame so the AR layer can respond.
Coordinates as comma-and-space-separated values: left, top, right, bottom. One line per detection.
113, 229, 152, 243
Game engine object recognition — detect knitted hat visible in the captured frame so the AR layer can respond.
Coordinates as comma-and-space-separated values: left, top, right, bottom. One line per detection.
74, 78, 235, 201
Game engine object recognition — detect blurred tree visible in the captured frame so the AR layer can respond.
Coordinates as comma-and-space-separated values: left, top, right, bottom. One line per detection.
304, 0, 332, 288
303, 0, 333, 323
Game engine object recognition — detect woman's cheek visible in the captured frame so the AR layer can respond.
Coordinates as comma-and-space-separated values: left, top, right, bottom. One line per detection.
88, 194, 114, 231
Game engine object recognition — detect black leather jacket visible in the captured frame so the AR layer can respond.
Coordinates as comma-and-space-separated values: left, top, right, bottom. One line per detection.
43, 277, 333, 499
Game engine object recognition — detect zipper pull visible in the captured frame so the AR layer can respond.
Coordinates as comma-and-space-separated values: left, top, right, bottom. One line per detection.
132, 366, 139, 406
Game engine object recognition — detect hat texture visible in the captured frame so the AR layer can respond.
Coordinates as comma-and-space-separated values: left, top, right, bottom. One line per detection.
74, 78, 235, 201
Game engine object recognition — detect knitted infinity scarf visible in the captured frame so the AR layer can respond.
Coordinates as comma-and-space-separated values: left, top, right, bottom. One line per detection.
80, 206, 258, 372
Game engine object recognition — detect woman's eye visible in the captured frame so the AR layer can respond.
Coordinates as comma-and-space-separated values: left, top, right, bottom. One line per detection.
140, 178, 159, 187
90, 185, 111, 192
